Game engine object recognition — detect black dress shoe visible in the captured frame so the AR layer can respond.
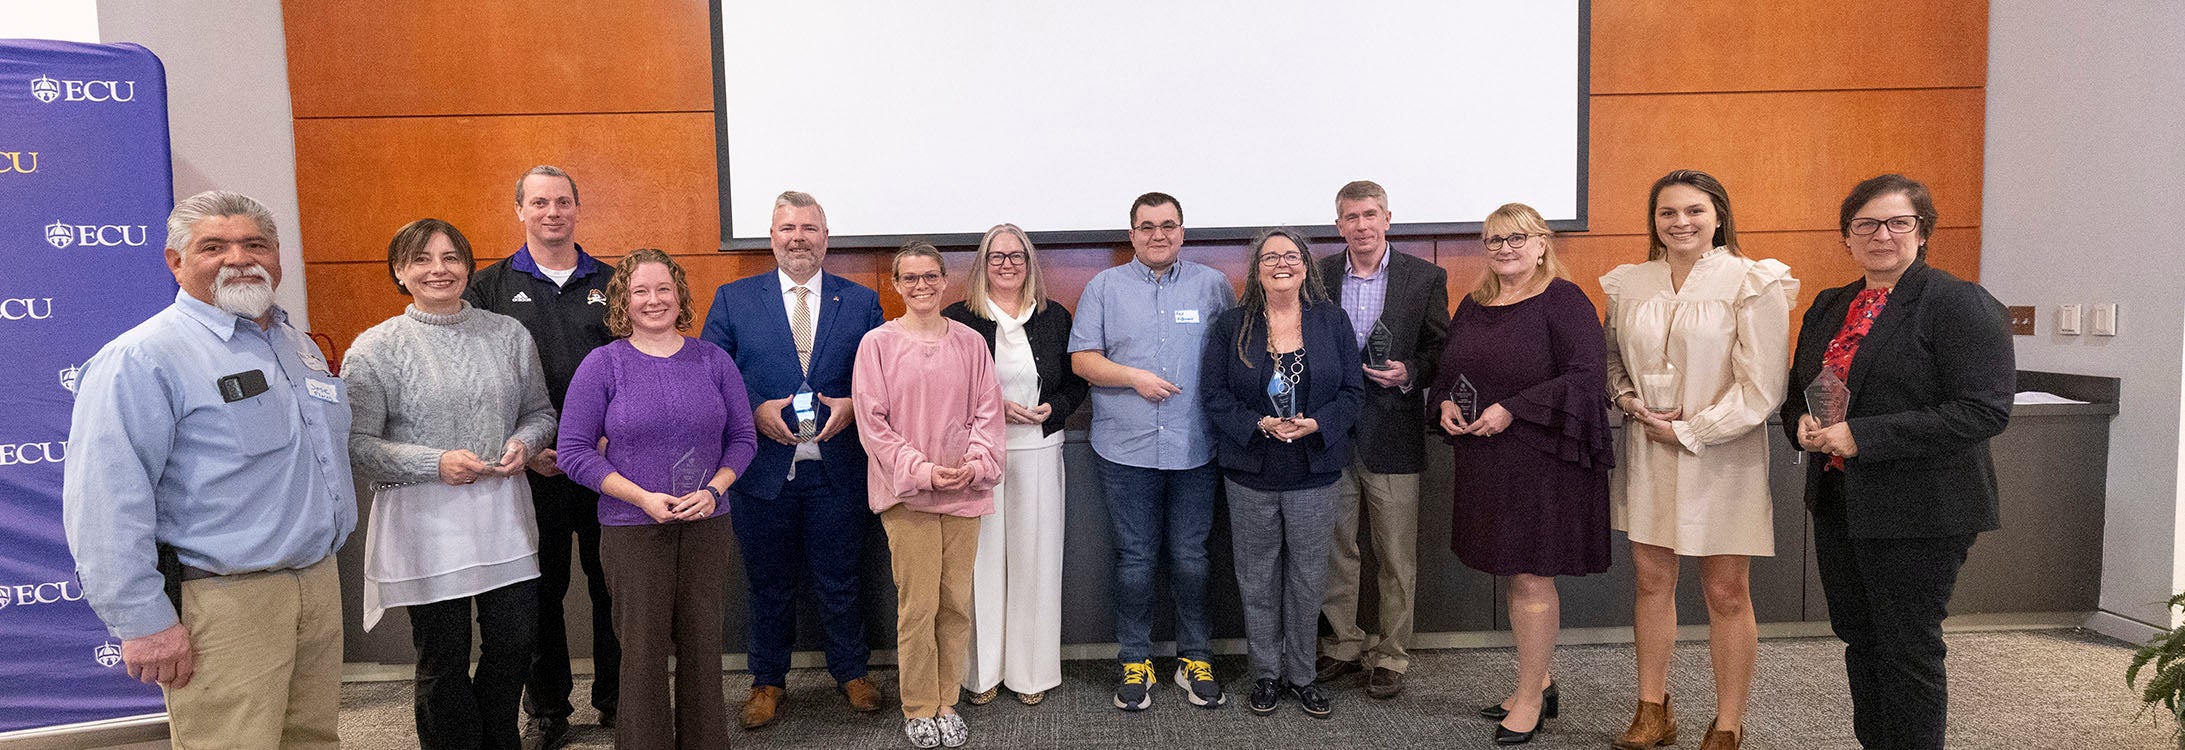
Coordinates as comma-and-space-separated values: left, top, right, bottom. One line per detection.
1249, 677, 1280, 715
1494, 715, 1542, 745
599, 707, 616, 729
525, 717, 572, 750
1478, 680, 1558, 720
1289, 682, 1332, 719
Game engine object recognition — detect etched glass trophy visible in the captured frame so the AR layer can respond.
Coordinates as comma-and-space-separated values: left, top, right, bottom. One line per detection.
668, 446, 708, 496
792, 380, 819, 441
1364, 319, 1395, 370
1804, 368, 1850, 427
1636, 361, 1681, 415
1266, 371, 1299, 419
1446, 373, 1480, 423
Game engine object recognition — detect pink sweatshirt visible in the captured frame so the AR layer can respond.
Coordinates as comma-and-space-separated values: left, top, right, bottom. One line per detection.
852, 319, 1006, 516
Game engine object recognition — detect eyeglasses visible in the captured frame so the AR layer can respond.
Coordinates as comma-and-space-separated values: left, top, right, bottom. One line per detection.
987, 251, 1028, 267
1132, 221, 1182, 235
895, 272, 944, 288
1484, 233, 1534, 250
1257, 252, 1305, 267
1848, 215, 1920, 236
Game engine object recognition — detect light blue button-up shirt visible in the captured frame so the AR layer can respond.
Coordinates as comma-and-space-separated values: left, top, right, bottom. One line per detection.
1341, 246, 1392, 351
63, 291, 356, 640
1068, 257, 1236, 470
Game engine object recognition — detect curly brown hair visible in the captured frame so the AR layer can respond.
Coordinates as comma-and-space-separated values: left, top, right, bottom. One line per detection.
604, 248, 693, 337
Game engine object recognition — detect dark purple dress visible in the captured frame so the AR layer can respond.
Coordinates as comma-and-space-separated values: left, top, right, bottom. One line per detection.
1430, 278, 1613, 577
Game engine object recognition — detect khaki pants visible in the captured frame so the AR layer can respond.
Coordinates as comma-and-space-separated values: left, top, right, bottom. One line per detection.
1319, 464, 1420, 673
164, 555, 343, 750
881, 505, 980, 719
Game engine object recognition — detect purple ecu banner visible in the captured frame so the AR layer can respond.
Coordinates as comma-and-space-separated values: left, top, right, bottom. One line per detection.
0, 39, 176, 732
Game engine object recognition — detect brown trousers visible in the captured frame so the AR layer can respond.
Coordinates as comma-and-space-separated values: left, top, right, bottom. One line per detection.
880, 505, 980, 719
601, 514, 732, 750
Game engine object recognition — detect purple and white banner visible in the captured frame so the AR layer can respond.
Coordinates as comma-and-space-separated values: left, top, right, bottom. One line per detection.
0, 39, 175, 732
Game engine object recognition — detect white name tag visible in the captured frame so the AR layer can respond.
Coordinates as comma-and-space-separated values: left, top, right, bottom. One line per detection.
1174, 309, 1200, 324
306, 379, 340, 403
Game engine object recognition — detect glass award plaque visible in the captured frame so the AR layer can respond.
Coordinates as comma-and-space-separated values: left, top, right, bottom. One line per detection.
1446, 373, 1480, 423
668, 446, 708, 496
1267, 371, 1299, 418
792, 381, 819, 441
1636, 362, 1680, 415
1805, 369, 1850, 427
1364, 319, 1395, 370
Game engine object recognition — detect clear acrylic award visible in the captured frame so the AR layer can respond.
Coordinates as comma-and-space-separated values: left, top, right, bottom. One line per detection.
668, 446, 708, 496
1364, 319, 1395, 370
1267, 371, 1299, 418
1637, 362, 1681, 415
1805, 369, 1850, 427
1446, 373, 1480, 423
792, 381, 819, 441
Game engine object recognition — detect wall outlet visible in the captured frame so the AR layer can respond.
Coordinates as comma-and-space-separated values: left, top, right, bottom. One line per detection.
2057, 304, 2083, 335
2006, 306, 2036, 335
2091, 303, 2119, 336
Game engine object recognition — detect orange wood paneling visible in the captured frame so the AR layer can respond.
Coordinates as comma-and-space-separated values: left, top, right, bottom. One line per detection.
293, 112, 718, 264
282, 0, 714, 118
1586, 88, 1986, 236
1591, 0, 1987, 95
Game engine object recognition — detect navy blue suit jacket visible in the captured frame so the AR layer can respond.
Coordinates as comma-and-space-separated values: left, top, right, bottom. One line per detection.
700, 270, 884, 500
1200, 301, 1364, 476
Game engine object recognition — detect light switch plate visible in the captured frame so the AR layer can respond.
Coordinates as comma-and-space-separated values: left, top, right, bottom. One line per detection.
2058, 304, 2083, 335
2091, 303, 2118, 336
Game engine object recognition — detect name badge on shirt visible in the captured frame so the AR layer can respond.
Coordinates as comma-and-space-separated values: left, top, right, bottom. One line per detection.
306, 378, 340, 404
1174, 309, 1201, 324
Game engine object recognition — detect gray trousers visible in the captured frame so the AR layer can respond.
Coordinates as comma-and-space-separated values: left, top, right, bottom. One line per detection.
1226, 479, 1339, 685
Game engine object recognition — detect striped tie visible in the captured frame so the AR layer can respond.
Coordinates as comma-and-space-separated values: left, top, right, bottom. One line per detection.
792, 285, 813, 375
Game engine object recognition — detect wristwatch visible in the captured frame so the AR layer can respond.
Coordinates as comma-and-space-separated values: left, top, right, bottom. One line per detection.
703, 485, 726, 501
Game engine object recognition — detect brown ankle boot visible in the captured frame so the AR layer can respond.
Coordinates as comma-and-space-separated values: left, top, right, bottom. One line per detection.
1696, 719, 1740, 750
1611, 694, 1678, 749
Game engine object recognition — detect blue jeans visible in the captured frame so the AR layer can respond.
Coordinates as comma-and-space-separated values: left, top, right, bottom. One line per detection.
1095, 454, 1218, 663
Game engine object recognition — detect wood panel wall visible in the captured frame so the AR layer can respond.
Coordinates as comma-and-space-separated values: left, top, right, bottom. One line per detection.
285, 0, 1986, 363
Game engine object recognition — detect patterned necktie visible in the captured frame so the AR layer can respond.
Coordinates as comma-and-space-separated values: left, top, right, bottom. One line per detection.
791, 285, 814, 375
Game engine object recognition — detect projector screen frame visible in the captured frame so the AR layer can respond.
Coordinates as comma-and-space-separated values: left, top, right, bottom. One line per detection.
709, 0, 1590, 251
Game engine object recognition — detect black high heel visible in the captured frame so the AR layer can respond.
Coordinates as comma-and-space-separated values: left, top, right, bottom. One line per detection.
1495, 711, 1546, 745
1477, 680, 1559, 720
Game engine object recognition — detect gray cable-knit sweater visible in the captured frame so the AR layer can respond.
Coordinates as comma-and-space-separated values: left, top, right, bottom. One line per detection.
344, 303, 557, 486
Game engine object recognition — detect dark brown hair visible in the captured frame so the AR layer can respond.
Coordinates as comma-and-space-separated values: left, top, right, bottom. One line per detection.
1645, 169, 1742, 261
385, 218, 475, 295
1839, 173, 1939, 252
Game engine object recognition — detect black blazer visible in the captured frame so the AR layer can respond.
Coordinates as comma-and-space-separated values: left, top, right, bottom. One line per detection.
1316, 249, 1449, 474
1779, 261, 2014, 539
1199, 301, 1365, 477
941, 299, 1089, 437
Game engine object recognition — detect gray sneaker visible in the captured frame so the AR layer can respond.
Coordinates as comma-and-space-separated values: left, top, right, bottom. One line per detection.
904, 717, 940, 749
937, 713, 968, 748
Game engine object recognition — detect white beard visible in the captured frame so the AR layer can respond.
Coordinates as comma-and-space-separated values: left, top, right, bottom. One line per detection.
212, 265, 276, 319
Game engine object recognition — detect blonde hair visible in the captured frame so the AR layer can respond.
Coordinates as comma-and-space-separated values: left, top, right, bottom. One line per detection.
963, 223, 1047, 317
1468, 203, 1570, 305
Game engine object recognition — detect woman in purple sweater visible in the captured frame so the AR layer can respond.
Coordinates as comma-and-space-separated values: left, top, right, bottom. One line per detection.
556, 249, 757, 750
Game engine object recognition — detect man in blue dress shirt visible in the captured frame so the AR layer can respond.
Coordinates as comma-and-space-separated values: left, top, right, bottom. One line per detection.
1069, 192, 1236, 712
63, 191, 355, 748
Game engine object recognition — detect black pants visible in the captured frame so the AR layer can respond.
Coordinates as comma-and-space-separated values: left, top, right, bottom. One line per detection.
525, 471, 620, 721
410, 579, 538, 750
1811, 472, 1977, 750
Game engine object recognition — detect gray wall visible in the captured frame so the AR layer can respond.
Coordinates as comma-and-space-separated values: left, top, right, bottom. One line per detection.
97, 0, 312, 329
1981, 0, 2185, 628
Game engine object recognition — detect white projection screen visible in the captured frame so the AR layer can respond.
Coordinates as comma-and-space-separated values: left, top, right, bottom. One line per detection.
713, 1, 1587, 248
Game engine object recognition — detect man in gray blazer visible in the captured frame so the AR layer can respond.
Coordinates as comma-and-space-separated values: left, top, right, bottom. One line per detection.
1314, 181, 1448, 699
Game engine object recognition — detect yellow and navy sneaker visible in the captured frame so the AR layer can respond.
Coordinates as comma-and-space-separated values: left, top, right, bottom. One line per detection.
1175, 657, 1226, 708
1114, 659, 1155, 711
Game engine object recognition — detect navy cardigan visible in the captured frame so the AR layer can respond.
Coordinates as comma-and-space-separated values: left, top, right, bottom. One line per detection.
1199, 300, 1364, 477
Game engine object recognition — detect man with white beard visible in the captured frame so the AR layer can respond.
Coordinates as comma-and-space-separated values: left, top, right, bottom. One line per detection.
63, 190, 355, 749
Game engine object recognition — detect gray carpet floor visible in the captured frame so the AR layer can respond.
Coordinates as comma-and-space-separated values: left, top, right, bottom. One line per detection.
337, 629, 2174, 749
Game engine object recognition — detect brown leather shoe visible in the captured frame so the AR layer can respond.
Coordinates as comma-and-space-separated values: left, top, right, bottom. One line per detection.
741, 685, 784, 730
1366, 667, 1405, 699
1314, 655, 1362, 682
1697, 718, 1740, 750
841, 676, 886, 713
1612, 694, 1678, 750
